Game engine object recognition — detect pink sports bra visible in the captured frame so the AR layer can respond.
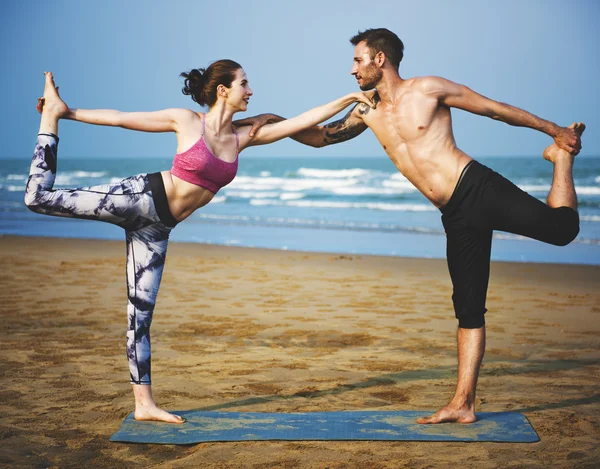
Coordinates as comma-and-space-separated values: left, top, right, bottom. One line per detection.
170, 114, 239, 194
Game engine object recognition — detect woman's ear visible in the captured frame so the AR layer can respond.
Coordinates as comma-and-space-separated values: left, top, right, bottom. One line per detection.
217, 84, 228, 98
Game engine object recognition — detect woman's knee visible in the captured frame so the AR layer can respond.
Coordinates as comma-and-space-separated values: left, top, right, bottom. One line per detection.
24, 179, 43, 212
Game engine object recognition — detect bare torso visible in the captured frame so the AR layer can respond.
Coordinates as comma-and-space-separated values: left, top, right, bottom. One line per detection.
361, 78, 473, 208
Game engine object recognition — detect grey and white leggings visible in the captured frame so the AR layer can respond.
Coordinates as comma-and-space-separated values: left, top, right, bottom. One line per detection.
25, 133, 178, 385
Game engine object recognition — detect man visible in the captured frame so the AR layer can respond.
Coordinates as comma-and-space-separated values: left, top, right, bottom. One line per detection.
238, 28, 584, 424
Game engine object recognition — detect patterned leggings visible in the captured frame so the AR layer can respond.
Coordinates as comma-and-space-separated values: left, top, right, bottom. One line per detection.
25, 133, 176, 385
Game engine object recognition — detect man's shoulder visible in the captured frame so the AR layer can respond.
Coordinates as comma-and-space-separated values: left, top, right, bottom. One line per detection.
403, 76, 457, 99
409, 76, 449, 89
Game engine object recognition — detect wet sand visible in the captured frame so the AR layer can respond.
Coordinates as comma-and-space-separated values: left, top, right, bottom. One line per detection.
0, 235, 599, 468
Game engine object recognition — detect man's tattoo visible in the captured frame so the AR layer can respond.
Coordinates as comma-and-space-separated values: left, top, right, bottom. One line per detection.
357, 92, 381, 116
323, 106, 366, 144
357, 103, 371, 115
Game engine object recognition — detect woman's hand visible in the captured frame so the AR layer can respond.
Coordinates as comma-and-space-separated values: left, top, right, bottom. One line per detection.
351, 90, 377, 109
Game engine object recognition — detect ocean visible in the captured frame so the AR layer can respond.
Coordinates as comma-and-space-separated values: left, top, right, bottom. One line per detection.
1, 155, 599, 265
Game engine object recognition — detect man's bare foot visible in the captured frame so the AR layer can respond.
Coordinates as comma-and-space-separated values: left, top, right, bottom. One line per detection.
416, 403, 476, 424
38, 72, 68, 119
134, 403, 186, 424
543, 122, 586, 163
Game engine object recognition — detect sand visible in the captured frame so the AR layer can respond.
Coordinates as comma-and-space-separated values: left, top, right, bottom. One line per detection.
0, 235, 599, 468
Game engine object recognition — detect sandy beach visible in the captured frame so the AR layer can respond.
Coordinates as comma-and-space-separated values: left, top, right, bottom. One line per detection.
0, 235, 598, 468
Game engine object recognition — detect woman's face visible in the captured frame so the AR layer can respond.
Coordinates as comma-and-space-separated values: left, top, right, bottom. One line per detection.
226, 68, 253, 112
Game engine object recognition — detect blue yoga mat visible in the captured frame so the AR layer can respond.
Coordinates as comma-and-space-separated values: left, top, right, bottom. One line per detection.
110, 411, 539, 444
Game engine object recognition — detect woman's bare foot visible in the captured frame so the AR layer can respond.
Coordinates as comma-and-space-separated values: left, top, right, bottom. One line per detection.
134, 403, 186, 424
416, 402, 476, 425
38, 72, 69, 135
543, 122, 586, 163
132, 384, 186, 424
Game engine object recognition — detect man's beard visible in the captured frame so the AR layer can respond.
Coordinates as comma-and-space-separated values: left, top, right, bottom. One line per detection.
358, 69, 382, 91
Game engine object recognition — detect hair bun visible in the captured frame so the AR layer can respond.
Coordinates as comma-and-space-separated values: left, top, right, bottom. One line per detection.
181, 68, 205, 99
188, 68, 205, 89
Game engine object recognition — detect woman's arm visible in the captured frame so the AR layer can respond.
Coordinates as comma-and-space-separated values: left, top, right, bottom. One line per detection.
64, 107, 196, 133
242, 92, 374, 147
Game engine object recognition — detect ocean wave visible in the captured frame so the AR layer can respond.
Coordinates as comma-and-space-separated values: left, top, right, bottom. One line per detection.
250, 199, 436, 211
7, 174, 26, 181
224, 190, 280, 199
210, 196, 226, 204
230, 176, 359, 192
188, 212, 444, 234
581, 215, 600, 222
296, 168, 371, 178
5, 185, 25, 192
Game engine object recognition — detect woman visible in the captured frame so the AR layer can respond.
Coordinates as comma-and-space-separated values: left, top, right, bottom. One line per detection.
27, 61, 374, 423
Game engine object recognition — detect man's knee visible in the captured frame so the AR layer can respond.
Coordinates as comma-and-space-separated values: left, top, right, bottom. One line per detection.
456, 311, 486, 329
550, 207, 580, 246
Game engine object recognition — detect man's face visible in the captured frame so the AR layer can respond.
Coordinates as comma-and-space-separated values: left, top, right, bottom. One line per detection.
351, 41, 383, 91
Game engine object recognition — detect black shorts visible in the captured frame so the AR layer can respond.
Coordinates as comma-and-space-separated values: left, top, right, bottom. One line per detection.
440, 161, 579, 329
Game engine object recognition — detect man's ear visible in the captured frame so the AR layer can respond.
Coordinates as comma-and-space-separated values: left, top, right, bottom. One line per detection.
375, 51, 386, 68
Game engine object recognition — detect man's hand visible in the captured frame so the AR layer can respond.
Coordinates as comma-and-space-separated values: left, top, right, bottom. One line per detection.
553, 123, 582, 155
233, 113, 284, 138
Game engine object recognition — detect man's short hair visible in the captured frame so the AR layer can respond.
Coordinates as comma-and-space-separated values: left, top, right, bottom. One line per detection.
350, 28, 404, 69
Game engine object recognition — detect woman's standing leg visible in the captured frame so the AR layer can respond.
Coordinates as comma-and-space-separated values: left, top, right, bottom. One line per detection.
125, 223, 184, 423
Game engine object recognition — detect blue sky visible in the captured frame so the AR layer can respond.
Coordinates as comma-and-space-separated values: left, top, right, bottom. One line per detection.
1, 0, 598, 159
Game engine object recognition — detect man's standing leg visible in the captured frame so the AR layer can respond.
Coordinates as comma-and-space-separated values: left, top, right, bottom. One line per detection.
417, 218, 491, 424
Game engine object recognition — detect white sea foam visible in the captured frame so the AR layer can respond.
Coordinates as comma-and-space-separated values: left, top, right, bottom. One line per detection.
581, 215, 600, 222
6, 185, 24, 192
519, 184, 551, 192
521, 185, 600, 195
595, 176, 600, 183
297, 168, 370, 178
382, 180, 416, 191
65, 171, 107, 178
210, 196, 226, 204
390, 172, 410, 181
260, 171, 271, 177
280, 192, 305, 200
578, 187, 600, 195
7, 174, 26, 181
332, 186, 413, 196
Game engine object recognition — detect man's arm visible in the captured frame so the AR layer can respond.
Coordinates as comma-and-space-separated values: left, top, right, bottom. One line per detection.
234, 104, 369, 148
422, 77, 581, 154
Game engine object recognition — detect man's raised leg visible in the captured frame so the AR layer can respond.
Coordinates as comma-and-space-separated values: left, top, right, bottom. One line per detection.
543, 122, 585, 210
